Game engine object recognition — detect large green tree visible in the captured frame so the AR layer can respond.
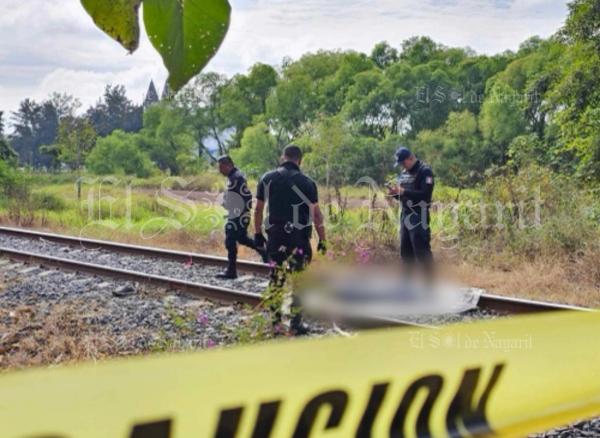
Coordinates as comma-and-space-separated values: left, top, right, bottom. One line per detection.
139, 103, 199, 175
231, 122, 280, 177
371, 41, 399, 69
10, 99, 60, 169
219, 63, 278, 148
564, 0, 600, 51
479, 81, 527, 164
52, 117, 97, 170
176, 72, 228, 156
549, 0, 600, 179
86, 85, 143, 137
413, 110, 487, 187
86, 130, 155, 177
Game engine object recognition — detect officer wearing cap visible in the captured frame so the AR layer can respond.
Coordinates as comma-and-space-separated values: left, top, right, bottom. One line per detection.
388, 147, 435, 276
216, 155, 267, 279
253, 144, 327, 334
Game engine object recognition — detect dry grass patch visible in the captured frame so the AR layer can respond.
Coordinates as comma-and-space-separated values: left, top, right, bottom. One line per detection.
447, 257, 600, 307
0, 301, 143, 371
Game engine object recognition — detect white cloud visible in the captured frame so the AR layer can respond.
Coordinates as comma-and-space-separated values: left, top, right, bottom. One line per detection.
0, 0, 167, 115
0, 0, 569, 120
213, 0, 568, 67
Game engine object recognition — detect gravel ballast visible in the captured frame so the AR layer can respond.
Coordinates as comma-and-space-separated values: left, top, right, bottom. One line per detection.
0, 257, 261, 368
530, 417, 600, 437
0, 234, 269, 293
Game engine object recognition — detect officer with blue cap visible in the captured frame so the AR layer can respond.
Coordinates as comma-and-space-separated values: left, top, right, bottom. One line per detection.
388, 146, 435, 276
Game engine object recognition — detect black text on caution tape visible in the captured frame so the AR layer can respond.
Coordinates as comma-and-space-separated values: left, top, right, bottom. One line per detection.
33, 362, 505, 438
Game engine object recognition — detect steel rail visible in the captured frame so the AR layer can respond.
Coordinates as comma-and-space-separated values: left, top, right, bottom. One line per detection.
0, 247, 262, 305
0, 226, 270, 275
476, 293, 592, 314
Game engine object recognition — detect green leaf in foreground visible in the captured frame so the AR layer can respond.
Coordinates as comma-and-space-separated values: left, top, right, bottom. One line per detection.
81, 0, 142, 53
143, 0, 231, 92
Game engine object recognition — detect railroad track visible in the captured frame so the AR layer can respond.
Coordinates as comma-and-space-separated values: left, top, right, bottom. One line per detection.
0, 233, 431, 329
0, 226, 591, 328
0, 226, 269, 275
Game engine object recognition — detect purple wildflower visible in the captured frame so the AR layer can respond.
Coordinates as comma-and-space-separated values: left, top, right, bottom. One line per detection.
206, 339, 216, 348
196, 312, 209, 326
356, 247, 371, 264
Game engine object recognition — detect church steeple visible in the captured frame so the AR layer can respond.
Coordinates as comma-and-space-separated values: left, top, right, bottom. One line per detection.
143, 80, 159, 108
161, 80, 173, 100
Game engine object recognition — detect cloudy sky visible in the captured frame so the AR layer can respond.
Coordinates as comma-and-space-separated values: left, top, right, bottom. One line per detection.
1, 0, 568, 119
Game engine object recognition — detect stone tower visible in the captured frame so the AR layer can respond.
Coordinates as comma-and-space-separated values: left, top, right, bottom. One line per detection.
143, 80, 159, 109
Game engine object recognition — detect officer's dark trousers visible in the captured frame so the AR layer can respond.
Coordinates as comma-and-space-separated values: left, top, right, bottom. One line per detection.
265, 225, 312, 327
224, 219, 257, 273
400, 210, 433, 276
266, 225, 312, 276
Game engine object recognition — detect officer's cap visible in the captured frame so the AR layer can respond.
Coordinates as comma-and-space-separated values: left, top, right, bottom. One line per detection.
394, 147, 412, 167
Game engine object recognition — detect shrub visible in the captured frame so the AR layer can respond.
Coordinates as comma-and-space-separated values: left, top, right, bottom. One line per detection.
0, 160, 30, 199
86, 130, 157, 177
31, 192, 66, 212
231, 123, 280, 178
0, 159, 34, 224
454, 164, 600, 260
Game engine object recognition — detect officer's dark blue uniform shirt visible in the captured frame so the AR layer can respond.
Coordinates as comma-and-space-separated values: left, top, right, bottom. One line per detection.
396, 160, 435, 215
223, 167, 252, 222
256, 162, 318, 228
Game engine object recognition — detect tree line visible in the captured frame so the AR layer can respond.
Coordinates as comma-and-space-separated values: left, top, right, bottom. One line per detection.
1, 0, 598, 187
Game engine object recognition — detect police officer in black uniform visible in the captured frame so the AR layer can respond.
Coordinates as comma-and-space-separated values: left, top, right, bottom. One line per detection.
388, 147, 435, 276
216, 156, 267, 279
253, 145, 327, 334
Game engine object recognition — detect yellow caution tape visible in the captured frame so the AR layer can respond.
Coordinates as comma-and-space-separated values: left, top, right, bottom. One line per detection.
1, 310, 599, 438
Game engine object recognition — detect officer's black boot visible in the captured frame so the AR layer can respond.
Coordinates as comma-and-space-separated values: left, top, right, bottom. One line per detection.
290, 311, 310, 336
289, 295, 309, 336
217, 233, 239, 279
216, 260, 237, 279
216, 269, 237, 279
216, 247, 238, 279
